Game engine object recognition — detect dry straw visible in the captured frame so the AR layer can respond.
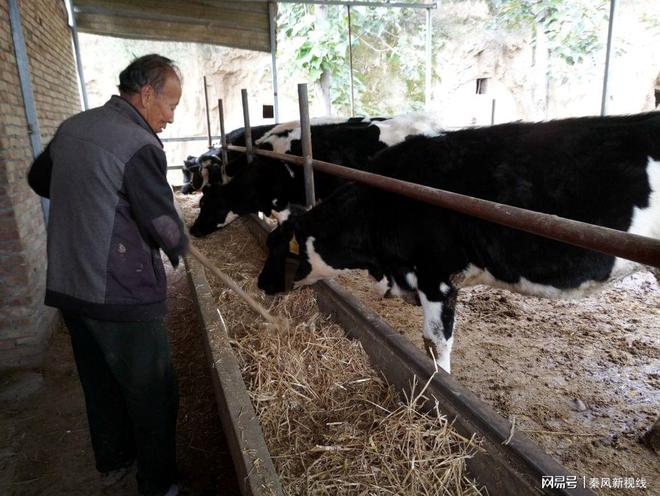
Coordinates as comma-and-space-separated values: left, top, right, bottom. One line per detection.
178, 194, 484, 495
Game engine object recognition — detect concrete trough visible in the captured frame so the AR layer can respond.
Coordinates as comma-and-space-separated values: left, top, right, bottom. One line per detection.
184, 213, 596, 496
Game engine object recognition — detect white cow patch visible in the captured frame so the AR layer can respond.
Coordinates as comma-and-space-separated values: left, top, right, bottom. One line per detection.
387, 277, 408, 297
405, 272, 418, 289
257, 117, 360, 153
375, 276, 389, 297
258, 127, 301, 154
271, 207, 291, 223
372, 112, 444, 146
458, 264, 607, 299
418, 292, 453, 373
309, 116, 364, 126
612, 157, 660, 277
295, 236, 350, 287
264, 120, 299, 136
217, 211, 239, 228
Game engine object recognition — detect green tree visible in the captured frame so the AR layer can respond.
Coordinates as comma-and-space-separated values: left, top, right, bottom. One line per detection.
278, 4, 428, 115
486, 0, 608, 66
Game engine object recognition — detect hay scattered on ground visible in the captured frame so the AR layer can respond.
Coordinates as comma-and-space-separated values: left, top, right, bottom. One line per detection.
178, 193, 483, 495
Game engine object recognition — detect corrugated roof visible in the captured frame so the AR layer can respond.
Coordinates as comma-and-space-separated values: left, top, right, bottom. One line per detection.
73, 0, 272, 53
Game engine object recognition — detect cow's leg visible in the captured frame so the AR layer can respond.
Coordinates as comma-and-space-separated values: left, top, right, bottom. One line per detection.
418, 281, 458, 373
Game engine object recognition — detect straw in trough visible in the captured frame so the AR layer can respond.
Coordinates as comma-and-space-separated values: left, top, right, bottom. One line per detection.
178, 194, 484, 495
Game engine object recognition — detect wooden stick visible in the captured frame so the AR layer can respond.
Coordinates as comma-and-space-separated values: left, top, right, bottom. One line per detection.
187, 244, 281, 327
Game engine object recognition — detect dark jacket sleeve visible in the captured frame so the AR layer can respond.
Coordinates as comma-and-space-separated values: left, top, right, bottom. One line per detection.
27, 143, 53, 198
123, 144, 189, 267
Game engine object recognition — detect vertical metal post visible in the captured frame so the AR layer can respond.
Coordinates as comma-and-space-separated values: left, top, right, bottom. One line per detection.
297, 84, 316, 206
218, 99, 228, 166
203, 76, 212, 149
347, 5, 355, 117
601, 0, 616, 116
491, 98, 496, 125
425, 7, 432, 109
268, 1, 280, 123
241, 89, 254, 164
66, 0, 88, 110
9, 0, 48, 223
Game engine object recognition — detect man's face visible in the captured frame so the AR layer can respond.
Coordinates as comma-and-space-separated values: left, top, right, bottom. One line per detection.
139, 74, 182, 133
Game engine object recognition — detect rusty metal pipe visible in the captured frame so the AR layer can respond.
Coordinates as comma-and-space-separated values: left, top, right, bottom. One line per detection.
203, 76, 212, 149
297, 84, 316, 207
226, 144, 660, 269
240, 89, 254, 164
218, 99, 228, 166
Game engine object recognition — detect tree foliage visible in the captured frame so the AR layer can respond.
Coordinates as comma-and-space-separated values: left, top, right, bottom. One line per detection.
278, 4, 428, 115
487, 0, 609, 66
277, 0, 609, 115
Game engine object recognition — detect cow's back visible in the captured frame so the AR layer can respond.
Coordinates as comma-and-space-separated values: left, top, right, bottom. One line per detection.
369, 113, 659, 227
364, 113, 660, 292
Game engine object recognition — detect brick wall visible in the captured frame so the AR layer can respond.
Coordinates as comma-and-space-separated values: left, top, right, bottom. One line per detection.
0, 0, 81, 368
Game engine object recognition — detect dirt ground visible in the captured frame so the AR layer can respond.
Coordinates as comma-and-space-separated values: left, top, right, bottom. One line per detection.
335, 269, 660, 495
0, 258, 240, 496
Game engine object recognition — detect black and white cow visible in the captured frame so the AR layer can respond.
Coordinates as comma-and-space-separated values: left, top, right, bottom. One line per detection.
257, 112, 660, 373
180, 149, 222, 194
189, 114, 444, 236
180, 124, 277, 194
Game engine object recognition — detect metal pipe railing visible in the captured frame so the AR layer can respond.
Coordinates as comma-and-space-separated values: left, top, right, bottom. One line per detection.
601, 0, 617, 116
203, 76, 212, 149
297, 84, 316, 206
241, 89, 254, 164
226, 143, 660, 269
218, 99, 228, 166
347, 5, 355, 117
162, 136, 221, 143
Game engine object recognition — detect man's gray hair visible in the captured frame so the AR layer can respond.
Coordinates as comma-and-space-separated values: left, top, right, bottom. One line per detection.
118, 54, 182, 95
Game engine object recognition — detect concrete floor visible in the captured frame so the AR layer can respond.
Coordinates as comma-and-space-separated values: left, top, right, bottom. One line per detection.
0, 262, 240, 496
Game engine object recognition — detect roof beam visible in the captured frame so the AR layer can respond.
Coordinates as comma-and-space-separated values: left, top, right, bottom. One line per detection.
73, 0, 271, 52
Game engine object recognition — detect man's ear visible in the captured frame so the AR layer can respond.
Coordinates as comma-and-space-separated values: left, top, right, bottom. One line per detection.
140, 84, 155, 107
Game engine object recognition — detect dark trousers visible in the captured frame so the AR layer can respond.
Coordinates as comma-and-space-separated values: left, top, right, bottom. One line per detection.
62, 312, 179, 496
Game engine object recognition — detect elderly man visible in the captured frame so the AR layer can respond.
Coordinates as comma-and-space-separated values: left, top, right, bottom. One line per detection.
28, 54, 187, 496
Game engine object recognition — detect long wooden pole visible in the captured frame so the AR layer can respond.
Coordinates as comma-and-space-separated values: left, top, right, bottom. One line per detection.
187, 244, 282, 326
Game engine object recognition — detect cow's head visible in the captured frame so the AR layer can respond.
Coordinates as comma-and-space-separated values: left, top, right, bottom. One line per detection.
181, 155, 203, 194
258, 220, 311, 294
188, 183, 243, 237
181, 154, 226, 194
258, 183, 364, 295
198, 155, 223, 186
188, 159, 294, 237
